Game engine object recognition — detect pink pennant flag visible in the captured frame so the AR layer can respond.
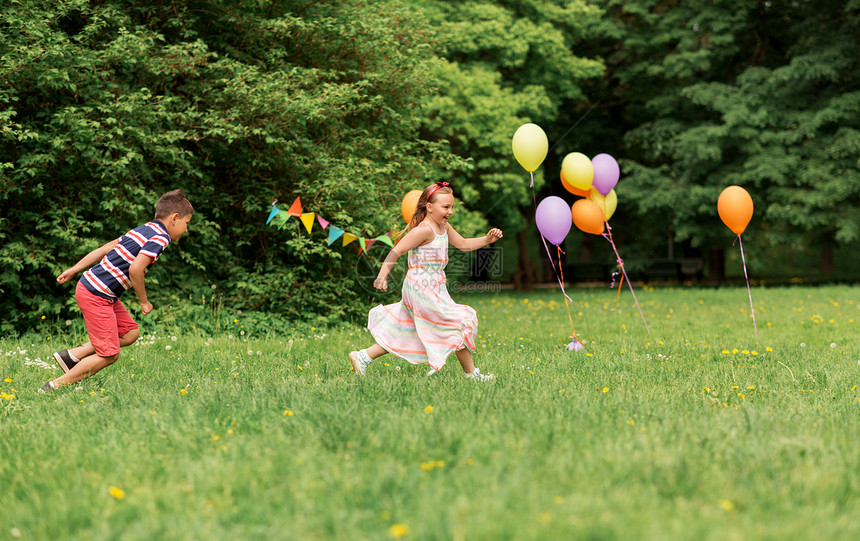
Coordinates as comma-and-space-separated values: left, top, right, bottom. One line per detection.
317, 215, 330, 229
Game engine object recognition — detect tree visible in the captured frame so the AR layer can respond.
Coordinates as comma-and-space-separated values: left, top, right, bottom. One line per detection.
588, 0, 860, 278
0, 0, 454, 332
414, 0, 605, 286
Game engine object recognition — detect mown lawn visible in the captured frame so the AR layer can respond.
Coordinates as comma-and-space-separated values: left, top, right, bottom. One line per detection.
2, 285, 859, 540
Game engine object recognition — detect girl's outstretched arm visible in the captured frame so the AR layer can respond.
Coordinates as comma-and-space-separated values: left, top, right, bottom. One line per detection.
373, 225, 434, 291
445, 223, 503, 251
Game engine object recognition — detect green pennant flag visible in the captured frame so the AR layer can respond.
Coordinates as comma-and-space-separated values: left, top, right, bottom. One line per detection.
375, 234, 394, 248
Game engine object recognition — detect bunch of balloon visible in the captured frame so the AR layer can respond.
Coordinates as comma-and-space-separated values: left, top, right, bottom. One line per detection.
512, 123, 548, 189
718, 186, 757, 339
535, 196, 583, 352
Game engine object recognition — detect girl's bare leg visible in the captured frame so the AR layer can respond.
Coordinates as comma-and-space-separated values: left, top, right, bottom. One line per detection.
366, 344, 387, 359
455, 348, 476, 374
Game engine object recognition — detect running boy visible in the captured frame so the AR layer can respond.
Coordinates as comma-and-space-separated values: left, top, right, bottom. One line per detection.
40, 189, 193, 392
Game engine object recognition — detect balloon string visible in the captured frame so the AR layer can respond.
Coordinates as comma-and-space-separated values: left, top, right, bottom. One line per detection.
557, 246, 577, 339
530, 171, 534, 188
540, 235, 572, 302
738, 234, 758, 340
616, 269, 624, 303
602, 223, 650, 333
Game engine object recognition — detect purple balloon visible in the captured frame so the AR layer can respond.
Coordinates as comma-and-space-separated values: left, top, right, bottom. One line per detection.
535, 196, 572, 246
591, 153, 620, 195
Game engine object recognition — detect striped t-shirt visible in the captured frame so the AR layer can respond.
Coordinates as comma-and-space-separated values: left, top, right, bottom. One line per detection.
80, 220, 171, 299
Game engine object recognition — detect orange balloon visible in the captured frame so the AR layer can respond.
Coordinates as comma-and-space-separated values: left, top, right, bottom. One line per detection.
401, 190, 422, 223
561, 170, 590, 197
717, 186, 753, 235
571, 199, 605, 235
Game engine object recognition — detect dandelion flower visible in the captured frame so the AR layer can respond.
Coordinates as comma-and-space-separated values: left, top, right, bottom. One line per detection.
830, 343, 836, 348
424, 406, 434, 413
602, 387, 609, 393
109, 486, 126, 500
389, 524, 409, 538
283, 410, 293, 416
719, 499, 734, 512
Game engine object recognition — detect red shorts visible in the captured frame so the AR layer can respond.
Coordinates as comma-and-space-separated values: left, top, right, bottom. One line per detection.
76, 281, 139, 357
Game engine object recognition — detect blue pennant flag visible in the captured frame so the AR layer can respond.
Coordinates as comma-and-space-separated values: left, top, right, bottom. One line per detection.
266, 205, 282, 225
327, 226, 345, 246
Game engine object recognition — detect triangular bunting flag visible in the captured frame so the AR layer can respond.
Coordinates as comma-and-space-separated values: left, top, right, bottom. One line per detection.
266, 205, 282, 225
271, 212, 289, 228
365, 239, 377, 252
343, 233, 358, 247
317, 215, 330, 229
327, 226, 345, 246
375, 234, 393, 248
300, 212, 315, 234
287, 196, 302, 217
358, 237, 367, 253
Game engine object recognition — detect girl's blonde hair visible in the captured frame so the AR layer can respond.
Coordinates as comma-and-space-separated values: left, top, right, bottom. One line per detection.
407, 182, 454, 230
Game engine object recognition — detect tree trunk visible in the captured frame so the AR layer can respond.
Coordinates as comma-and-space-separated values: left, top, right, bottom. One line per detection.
708, 246, 725, 283
821, 241, 834, 274
513, 230, 535, 290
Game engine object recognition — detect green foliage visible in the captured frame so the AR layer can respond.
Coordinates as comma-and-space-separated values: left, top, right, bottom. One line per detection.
588, 0, 860, 264
417, 0, 605, 234
0, 0, 458, 332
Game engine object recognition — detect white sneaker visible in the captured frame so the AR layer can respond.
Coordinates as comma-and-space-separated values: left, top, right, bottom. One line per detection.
349, 350, 372, 375
465, 367, 494, 382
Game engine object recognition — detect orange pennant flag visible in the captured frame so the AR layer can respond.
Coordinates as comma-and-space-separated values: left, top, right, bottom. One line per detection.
342, 233, 358, 247
287, 197, 302, 217
300, 212, 315, 234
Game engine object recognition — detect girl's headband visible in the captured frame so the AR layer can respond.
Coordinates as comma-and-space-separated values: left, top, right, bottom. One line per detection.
427, 181, 450, 200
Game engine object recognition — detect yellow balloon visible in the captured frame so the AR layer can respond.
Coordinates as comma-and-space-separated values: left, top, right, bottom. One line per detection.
511, 123, 548, 172
589, 188, 617, 221
401, 190, 422, 223
561, 152, 594, 191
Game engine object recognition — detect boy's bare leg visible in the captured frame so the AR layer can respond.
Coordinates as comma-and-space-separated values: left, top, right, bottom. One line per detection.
455, 348, 476, 374
69, 328, 140, 360
54, 329, 140, 387
53, 353, 119, 387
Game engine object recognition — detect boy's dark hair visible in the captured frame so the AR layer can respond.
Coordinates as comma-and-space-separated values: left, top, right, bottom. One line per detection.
155, 189, 194, 219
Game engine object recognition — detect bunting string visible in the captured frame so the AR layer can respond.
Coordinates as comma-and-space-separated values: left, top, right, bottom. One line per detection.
266, 197, 399, 255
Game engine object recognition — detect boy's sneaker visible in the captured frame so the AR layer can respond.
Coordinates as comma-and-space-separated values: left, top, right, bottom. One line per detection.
349, 350, 372, 376
465, 367, 494, 382
38, 381, 56, 393
52, 349, 79, 373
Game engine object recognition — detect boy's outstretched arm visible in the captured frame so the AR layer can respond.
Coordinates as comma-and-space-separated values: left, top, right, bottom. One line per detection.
129, 253, 154, 314
56, 239, 119, 284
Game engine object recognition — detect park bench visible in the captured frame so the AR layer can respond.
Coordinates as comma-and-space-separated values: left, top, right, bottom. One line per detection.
640, 259, 682, 283
563, 262, 611, 283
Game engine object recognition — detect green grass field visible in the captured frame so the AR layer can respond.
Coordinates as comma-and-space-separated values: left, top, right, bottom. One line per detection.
2, 285, 860, 540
